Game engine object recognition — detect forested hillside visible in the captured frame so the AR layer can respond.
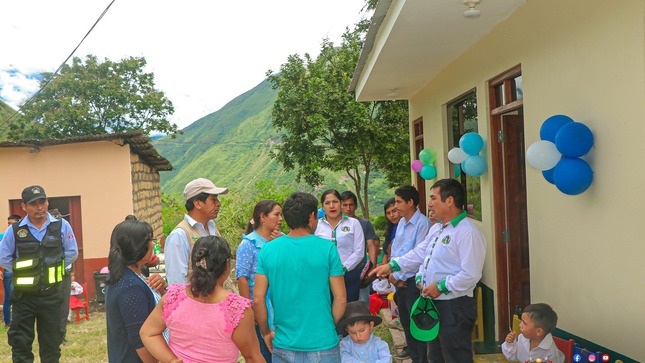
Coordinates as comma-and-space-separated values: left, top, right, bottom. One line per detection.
153, 78, 395, 217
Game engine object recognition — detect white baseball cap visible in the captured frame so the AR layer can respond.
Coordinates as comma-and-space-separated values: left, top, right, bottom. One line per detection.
183, 178, 228, 200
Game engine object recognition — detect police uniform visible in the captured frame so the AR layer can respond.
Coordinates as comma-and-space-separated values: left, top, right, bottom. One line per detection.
0, 186, 78, 363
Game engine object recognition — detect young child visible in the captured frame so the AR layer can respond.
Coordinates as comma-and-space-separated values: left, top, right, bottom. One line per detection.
337, 301, 392, 363
502, 303, 565, 363
68, 271, 84, 322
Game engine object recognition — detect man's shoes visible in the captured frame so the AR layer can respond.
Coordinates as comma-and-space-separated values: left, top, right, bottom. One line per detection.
394, 347, 410, 360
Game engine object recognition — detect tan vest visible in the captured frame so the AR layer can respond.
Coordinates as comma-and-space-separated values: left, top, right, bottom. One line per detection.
172, 220, 238, 293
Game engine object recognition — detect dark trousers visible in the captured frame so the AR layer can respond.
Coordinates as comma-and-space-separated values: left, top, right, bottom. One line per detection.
3, 269, 13, 325
8, 288, 65, 363
426, 296, 477, 363
59, 273, 71, 339
344, 265, 362, 303
396, 278, 428, 363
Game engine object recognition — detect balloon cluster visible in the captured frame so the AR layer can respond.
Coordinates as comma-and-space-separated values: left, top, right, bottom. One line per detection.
526, 115, 594, 195
447, 132, 488, 177
411, 148, 437, 180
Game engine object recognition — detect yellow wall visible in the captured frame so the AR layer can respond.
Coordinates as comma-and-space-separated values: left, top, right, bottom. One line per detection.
408, 0, 645, 358
0, 141, 135, 258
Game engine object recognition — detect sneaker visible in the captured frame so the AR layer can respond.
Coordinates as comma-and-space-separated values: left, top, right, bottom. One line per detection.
394, 347, 409, 359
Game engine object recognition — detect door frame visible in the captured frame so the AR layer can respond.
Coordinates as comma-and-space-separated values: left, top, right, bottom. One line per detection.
488, 65, 530, 338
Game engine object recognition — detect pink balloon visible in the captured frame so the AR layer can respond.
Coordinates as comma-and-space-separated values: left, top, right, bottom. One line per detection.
411, 159, 424, 172
100, 266, 110, 274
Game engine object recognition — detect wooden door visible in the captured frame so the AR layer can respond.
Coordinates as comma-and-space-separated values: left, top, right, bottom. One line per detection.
490, 113, 531, 338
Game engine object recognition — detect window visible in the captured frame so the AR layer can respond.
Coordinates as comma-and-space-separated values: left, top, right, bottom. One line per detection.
448, 92, 481, 220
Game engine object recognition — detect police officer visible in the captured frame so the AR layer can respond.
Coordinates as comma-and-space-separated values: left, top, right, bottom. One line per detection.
0, 185, 78, 363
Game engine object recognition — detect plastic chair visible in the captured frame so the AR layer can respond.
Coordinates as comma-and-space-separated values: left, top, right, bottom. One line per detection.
553, 337, 574, 363
71, 282, 90, 324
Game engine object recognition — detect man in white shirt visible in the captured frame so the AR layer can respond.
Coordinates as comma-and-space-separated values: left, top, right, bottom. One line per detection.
417, 179, 486, 363
164, 178, 228, 285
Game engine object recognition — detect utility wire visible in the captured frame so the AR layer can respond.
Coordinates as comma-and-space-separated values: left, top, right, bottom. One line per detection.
1, 0, 117, 129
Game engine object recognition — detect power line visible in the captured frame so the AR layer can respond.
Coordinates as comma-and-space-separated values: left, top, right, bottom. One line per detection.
1, 0, 117, 129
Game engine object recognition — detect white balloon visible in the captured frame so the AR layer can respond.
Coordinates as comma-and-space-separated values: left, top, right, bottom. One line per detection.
448, 148, 468, 164
526, 140, 561, 171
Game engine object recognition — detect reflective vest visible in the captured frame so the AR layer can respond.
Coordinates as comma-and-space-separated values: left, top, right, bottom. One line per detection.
12, 220, 66, 293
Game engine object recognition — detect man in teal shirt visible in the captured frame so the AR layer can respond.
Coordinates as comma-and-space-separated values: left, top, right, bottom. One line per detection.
254, 192, 347, 362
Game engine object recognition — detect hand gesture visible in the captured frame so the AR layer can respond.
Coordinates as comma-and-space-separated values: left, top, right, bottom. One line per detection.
421, 281, 441, 299
263, 330, 275, 353
146, 273, 167, 293
505, 331, 516, 343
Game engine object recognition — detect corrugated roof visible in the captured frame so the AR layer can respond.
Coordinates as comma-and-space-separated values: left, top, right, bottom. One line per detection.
0, 131, 173, 171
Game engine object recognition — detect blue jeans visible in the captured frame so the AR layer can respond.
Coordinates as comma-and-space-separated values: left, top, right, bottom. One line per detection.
272, 345, 340, 363
3, 269, 12, 325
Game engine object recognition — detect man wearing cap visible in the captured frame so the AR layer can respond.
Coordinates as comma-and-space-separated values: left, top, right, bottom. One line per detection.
0, 185, 79, 362
417, 179, 486, 363
164, 178, 228, 285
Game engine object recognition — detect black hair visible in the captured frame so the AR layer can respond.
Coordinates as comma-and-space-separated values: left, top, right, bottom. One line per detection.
430, 179, 466, 211
340, 191, 357, 204
394, 185, 420, 207
189, 236, 231, 298
523, 303, 558, 334
124, 215, 137, 221
283, 192, 318, 229
107, 220, 153, 284
320, 189, 341, 205
383, 197, 397, 254
8, 214, 21, 222
245, 200, 281, 234
185, 192, 210, 212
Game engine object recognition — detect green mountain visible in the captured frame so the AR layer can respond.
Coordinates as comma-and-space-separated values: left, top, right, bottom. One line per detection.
154, 78, 396, 217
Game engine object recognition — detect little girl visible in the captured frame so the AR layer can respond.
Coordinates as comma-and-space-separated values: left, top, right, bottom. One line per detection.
68, 271, 84, 321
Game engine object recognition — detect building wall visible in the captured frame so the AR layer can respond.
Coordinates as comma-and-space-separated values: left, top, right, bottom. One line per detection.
408, 0, 645, 358
130, 153, 163, 239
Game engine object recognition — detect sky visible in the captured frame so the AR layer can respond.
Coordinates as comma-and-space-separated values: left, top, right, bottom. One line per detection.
0, 0, 367, 129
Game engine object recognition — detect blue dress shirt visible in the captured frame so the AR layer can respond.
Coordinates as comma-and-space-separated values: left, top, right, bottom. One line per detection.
0, 213, 78, 271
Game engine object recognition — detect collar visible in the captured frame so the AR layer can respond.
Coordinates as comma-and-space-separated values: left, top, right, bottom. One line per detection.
320, 213, 348, 221
19, 214, 57, 228
402, 208, 422, 226
444, 211, 467, 228
242, 230, 267, 248
184, 214, 214, 228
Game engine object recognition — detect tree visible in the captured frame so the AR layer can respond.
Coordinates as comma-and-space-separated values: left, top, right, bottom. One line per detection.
267, 28, 409, 218
8, 55, 179, 140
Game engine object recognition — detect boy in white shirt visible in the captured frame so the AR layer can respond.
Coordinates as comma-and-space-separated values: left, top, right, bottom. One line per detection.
502, 303, 565, 363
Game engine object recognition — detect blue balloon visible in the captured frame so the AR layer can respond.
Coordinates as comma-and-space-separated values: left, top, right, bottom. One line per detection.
553, 157, 593, 195
540, 114, 574, 142
463, 155, 488, 177
542, 168, 555, 184
554, 122, 594, 158
454, 164, 461, 178
317, 207, 325, 219
459, 132, 484, 156
419, 165, 437, 180
461, 162, 469, 175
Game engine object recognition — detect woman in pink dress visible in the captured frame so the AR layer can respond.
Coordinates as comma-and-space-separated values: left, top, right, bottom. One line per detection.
140, 236, 265, 363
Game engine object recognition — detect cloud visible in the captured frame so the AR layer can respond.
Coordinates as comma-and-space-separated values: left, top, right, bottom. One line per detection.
0, 0, 367, 128
0, 69, 42, 109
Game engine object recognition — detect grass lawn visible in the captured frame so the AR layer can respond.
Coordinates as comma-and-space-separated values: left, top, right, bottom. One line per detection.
0, 310, 108, 362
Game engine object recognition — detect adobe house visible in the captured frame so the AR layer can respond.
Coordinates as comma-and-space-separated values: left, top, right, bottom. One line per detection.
351, 0, 642, 361
0, 131, 171, 300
